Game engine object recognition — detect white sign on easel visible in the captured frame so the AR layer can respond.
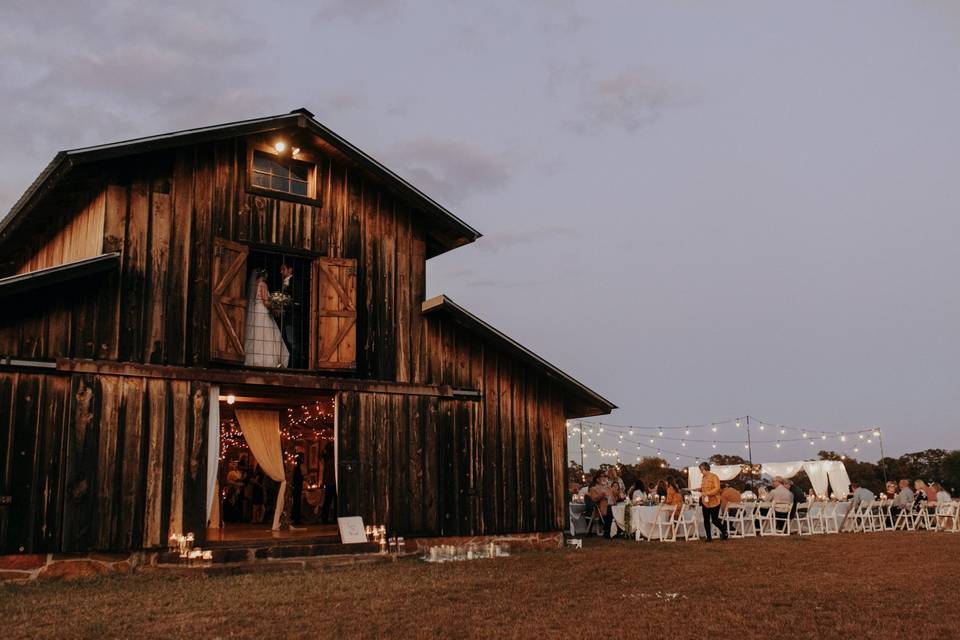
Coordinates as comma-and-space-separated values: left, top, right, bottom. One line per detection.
338, 516, 367, 544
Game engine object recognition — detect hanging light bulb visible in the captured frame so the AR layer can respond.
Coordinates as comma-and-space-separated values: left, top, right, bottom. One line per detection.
598, 427, 604, 433
841, 435, 847, 442
776, 442, 781, 448
858, 433, 864, 439
873, 430, 880, 438
802, 432, 807, 438
853, 447, 859, 453
735, 421, 741, 428
649, 438, 655, 444
629, 429, 634, 436
658, 429, 664, 437
681, 441, 686, 447
685, 428, 690, 435
711, 425, 717, 432
712, 442, 717, 449
821, 435, 827, 440
759, 425, 765, 431
780, 428, 785, 434
809, 440, 815, 446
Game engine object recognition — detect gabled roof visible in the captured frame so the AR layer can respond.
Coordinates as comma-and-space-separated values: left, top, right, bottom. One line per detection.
0, 108, 481, 259
0, 253, 120, 299
422, 295, 616, 418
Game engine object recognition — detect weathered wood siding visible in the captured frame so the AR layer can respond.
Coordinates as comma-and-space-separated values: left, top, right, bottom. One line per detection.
337, 314, 569, 536
16, 190, 106, 275
1, 140, 428, 383
0, 371, 208, 554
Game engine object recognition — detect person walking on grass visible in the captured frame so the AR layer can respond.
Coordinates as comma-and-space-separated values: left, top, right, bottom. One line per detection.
698, 462, 728, 542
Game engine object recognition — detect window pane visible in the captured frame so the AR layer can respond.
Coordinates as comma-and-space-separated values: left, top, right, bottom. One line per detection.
271, 175, 290, 192
253, 152, 272, 173
291, 180, 308, 196
252, 172, 271, 188
289, 161, 310, 182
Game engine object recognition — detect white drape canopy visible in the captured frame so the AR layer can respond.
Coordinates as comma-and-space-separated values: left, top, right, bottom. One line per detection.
687, 459, 851, 497
687, 464, 743, 490
235, 409, 287, 530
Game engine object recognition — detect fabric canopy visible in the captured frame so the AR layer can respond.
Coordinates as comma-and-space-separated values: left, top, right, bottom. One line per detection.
687, 459, 851, 497
206, 387, 221, 525
235, 409, 287, 530
687, 464, 743, 490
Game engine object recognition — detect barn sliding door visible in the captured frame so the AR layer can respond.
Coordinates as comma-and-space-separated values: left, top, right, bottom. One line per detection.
210, 238, 249, 363
310, 257, 357, 370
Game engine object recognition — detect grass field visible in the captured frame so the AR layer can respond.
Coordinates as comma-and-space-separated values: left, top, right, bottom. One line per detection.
3, 532, 958, 639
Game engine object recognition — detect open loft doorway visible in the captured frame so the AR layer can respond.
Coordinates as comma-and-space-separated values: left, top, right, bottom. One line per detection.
209, 387, 338, 542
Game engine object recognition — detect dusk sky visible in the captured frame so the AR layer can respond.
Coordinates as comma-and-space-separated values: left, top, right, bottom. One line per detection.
1, 1, 958, 463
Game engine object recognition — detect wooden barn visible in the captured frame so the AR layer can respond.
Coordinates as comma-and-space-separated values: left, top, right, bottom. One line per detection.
0, 108, 614, 556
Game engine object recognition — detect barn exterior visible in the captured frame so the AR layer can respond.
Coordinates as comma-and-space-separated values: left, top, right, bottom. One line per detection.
0, 108, 614, 556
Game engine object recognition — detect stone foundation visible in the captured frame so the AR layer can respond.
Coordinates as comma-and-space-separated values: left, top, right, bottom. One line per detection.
0, 551, 152, 582
407, 531, 563, 552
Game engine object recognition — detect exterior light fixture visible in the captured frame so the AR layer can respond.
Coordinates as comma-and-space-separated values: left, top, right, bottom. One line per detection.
274, 141, 286, 153
226, 394, 236, 405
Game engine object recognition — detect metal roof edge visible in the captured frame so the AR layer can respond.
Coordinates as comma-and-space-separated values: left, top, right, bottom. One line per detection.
422, 294, 617, 415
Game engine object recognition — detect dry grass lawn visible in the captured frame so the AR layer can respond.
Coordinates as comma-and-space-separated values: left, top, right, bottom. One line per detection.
3, 532, 958, 639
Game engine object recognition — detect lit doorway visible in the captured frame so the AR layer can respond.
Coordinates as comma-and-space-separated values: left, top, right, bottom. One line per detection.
210, 389, 337, 542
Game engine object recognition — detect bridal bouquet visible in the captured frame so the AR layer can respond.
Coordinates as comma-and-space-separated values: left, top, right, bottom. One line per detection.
267, 291, 292, 310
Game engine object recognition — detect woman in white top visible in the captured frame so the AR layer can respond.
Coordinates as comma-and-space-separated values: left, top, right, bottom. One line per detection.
931, 482, 951, 504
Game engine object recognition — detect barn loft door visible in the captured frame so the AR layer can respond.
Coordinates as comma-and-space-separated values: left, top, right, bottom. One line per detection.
210, 238, 249, 363
310, 257, 357, 370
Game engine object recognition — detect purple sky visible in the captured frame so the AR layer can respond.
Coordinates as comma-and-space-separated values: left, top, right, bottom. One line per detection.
1, 1, 958, 462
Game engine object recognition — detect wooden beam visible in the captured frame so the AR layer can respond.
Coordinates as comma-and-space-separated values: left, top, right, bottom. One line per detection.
52, 358, 472, 398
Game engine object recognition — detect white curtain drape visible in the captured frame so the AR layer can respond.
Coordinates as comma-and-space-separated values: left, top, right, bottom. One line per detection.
802, 460, 831, 498
826, 461, 852, 498
206, 387, 221, 526
687, 464, 742, 490
760, 461, 805, 479
235, 409, 286, 530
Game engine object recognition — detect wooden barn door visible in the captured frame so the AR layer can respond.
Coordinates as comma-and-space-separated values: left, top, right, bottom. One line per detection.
210, 238, 249, 363
310, 257, 357, 370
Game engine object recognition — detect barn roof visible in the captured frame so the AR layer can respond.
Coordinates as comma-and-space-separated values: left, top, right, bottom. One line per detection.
0, 108, 481, 260
422, 295, 616, 418
0, 252, 120, 299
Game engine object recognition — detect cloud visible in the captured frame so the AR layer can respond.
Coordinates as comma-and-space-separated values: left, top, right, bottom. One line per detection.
564, 67, 691, 134
384, 137, 511, 205
0, 1, 279, 214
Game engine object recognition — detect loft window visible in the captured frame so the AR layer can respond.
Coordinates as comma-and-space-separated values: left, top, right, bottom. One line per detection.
251, 150, 315, 198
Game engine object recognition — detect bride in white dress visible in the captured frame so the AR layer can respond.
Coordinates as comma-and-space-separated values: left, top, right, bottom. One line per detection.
243, 268, 290, 368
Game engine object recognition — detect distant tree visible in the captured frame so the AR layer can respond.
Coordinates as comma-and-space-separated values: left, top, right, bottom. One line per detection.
941, 451, 960, 494
709, 454, 748, 466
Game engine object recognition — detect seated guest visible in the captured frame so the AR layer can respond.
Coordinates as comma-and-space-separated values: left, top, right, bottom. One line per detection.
883, 481, 897, 500
785, 479, 806, 517
608, 466, 626, 496
913, 480, 929, 510
891, 479, 915, 523
665, 479, 683, 516
931, 482, 951, 504
719, 484, 742, 511
840, 482, 875, 530
627, 478, 647, 501
917, 479, 937, 504
655, 479, 668, 501
767, 477, 794, 530
586, 471, 613, 538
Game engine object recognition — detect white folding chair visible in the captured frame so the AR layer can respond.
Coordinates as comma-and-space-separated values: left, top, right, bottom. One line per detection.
848, 501, 871, 532
806, 501, 825, 534
723, 503, 747, 538
671, 504, 700, 541
866, 501, 887, 532
654, 505, 676, 542
793, 502, 813, 535
772, 503, 793, 535
756, 502, 777, 536
822, 502, 841, 534
913, 504, 936, 531
936, 502, 959, 532
740, 501, 758, 537
893, 505, 915, 531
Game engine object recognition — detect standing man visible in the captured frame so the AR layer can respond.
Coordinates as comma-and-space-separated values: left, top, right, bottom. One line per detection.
698, 462, 728, 542
319, 442, 338, 525
279, 262, 302, 367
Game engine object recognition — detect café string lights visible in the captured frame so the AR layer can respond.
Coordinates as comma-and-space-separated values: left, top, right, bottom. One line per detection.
567, 415, 882, 465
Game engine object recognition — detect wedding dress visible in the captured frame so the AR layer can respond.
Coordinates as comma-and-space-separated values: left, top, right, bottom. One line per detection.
243, 275, 290, 368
